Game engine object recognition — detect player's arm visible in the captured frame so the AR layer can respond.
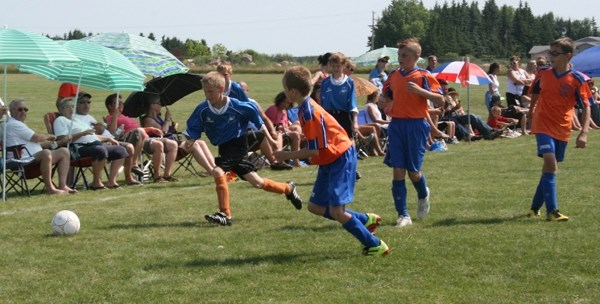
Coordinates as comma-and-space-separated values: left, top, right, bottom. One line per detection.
274, 148, 317, 163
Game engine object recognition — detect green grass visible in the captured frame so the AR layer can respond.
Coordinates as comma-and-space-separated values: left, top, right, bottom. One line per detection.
1, 74, 600, 303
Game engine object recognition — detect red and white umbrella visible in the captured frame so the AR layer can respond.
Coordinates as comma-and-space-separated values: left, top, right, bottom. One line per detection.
432, 61, 492, 87
432, 59, 491, 143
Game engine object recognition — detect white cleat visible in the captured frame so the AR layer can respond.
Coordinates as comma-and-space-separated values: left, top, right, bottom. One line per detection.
417, 187, 430, 219
396, 215, 413, 227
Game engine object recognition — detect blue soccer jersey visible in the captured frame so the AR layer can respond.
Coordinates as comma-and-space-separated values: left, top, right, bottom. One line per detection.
226, 81, 249, 102
320, 75, 357, 112
184, 97, 263, 146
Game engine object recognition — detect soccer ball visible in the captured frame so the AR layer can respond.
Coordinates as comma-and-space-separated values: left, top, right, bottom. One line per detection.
51, 210, 80, 236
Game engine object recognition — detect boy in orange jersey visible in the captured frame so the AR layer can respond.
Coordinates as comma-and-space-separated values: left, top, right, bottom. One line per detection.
275, 66, 390, 256
527, 37, 591, 221
382, 38, 445, 227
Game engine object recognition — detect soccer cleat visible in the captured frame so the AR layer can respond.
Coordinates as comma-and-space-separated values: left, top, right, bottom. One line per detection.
527, 209, 541, 218
546, 210, 569, 222
205, 211, 232, 226
285, 181, 302, 210
396, 215, 412, 227
363, 240, 391, 256
365, 213, 381, 234
417, 187, 430, 219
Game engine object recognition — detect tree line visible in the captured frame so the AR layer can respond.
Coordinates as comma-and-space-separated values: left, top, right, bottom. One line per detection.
371, 0, 598, 60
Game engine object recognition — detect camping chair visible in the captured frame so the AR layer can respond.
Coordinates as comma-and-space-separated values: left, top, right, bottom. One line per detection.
1, 144, 45, 197
44, 112, 104, 190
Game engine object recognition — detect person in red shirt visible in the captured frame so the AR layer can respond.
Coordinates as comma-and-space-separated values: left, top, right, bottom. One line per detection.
527, 37, 591, 221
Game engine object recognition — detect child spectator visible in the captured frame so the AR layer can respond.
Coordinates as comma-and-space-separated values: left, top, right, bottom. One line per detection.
275, 66, 390, 256
184, 72, 302, 226
487, 106, 518, 129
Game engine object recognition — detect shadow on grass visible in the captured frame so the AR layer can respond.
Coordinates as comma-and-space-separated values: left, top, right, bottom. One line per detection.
103, 221, 199, 230
431, 214, 525, 227
144, 253, 319, 270
278, 224, 339, 232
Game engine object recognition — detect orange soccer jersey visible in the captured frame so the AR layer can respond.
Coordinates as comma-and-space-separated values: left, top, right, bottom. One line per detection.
530, 68, 590, 142
382, 67, 443, 118
298, 97, 352, 165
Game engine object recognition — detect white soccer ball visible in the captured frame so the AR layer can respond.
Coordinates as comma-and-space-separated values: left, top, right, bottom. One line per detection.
51, 210, 80, 236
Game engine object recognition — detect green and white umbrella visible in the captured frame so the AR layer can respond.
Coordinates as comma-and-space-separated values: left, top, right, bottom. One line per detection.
0, 27, 80, 202
82, 32, 188, 77
354, 46, 425, 67
20, 40, 145, 91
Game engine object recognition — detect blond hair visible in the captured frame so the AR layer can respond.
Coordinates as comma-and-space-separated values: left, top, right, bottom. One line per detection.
216, 64, 232, 75
202, 71, 226, 89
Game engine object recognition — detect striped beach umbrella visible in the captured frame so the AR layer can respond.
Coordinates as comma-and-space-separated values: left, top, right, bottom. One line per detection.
82, 32, 188, 77
20, 40, 145, 91
0, 28, 80, 65
0, 27, 80, 202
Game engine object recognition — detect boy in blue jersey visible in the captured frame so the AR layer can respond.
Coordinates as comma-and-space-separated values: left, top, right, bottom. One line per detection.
276, 66, 390, 256
319, 52, 362, 179
184, 72, 303, 226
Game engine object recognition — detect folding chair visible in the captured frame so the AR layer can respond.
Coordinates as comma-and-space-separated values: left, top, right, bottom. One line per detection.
1, 144, 45, 197
43, 112, 102, 190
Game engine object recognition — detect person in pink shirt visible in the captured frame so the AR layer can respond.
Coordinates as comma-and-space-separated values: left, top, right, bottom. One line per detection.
104, 93, 179, 183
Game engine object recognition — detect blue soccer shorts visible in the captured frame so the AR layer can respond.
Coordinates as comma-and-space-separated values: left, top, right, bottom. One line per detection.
536, 133, 568, 162
310, 146, 357, 207
384, 118, 429, 172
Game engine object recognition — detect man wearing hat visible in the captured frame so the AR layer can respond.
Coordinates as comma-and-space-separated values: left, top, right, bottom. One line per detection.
73, 92, 143, 186
369, 55, 389, 92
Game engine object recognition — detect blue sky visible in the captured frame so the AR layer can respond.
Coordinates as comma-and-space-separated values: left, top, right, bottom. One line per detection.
4, 0, 598, 57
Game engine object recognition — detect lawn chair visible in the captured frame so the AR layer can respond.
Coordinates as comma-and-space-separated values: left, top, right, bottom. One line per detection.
1, 143, 45, 197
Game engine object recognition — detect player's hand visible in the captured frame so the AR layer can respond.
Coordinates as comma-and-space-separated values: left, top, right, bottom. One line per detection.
575, 132, 588, 148
407, 81, 420, 93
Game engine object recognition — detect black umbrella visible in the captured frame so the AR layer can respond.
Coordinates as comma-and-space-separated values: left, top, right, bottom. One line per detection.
123, 73, 203, 117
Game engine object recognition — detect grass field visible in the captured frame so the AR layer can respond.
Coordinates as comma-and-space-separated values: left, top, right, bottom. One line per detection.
1, 73, 599, 303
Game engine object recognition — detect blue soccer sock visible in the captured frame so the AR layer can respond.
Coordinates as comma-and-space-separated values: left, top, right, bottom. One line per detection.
541, 172, 557, 214
392, 180, 408, 217
412, 173, 428, 199
342, 214, 379, 248
530, 176, 544, 211
323, 208, 367, 224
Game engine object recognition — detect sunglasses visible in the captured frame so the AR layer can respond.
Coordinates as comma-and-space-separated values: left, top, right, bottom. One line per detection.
548, 50, 566, 57
17, 107, 28, 112
78, 101, 91, 105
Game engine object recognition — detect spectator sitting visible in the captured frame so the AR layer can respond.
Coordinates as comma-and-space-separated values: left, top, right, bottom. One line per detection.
141, 95, 217, 175
104, 93, 179, 183
4, 99, 76, 195
488, 106, 519, 130
265, 92, 304, 166
73, 92, 142, 186
54, 97, 128, 190
488, 94, 528, 135
443, 87, 501, 140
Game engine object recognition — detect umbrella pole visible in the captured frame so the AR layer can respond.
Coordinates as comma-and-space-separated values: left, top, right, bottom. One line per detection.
2, 65, 7, 202
67, 63, 85, 151
467, 84, 471, 144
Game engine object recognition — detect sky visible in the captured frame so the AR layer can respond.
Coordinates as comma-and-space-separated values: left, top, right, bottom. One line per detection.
3, 0, 599, 57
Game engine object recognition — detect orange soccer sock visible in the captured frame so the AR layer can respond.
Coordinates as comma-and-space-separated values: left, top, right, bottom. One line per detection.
215, 175, 231, 218
262, 178, 289, 195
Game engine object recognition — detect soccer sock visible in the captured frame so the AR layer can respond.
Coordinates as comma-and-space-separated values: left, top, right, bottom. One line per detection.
325, 208, 367, 224
215, 175, 231, 218
342, 214, 379, 248
530, 176, 544, 211
392, 179, 408, 217
412, 173, 428, 199
541, 172, 557, 214
262, 178, 288, 194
